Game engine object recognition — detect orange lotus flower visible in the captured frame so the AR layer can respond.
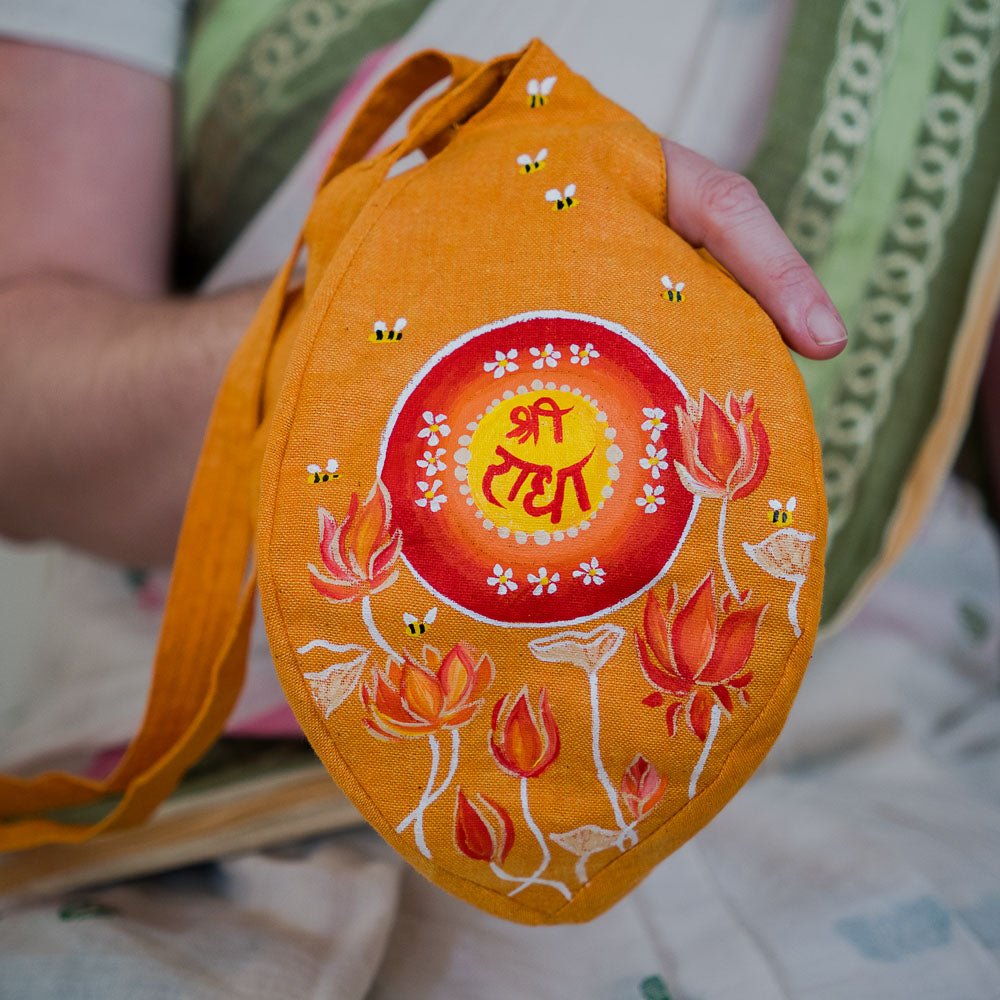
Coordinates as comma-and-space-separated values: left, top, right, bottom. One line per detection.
674, 390, 770, 500
454, 788, 515, 864
620, 754, 666, 821
309, 480, 402, 604
636, 572, 766, 741
361, 643, 494, 741
490, 687, 560, 778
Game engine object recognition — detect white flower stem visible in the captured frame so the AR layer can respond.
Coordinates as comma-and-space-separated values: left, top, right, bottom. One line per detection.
788, 579, 804, 638
362, 594, 400, 662
717, 497, 741, 598
507, 778, 570, 899
489, 862, 570, 900
615, 820, 641, 852
426, 728, 460, 810
589, 671, 637, 846
398, 733, 439, 858
688, 704, 722, 799
397, 729, 460, 834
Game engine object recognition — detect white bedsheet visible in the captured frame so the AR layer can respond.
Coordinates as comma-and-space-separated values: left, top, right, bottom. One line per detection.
2, 478, 998, 999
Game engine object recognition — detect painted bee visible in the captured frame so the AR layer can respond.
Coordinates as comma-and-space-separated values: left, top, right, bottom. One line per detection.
660, 275, 686, 302
516, 148, 548, 174
370, 317, 407, 342
307, 458, 341, 483
526, 76, 557, 108
403, 607, 438, 636
545, 184, 577, 211
768, 496, 797, 525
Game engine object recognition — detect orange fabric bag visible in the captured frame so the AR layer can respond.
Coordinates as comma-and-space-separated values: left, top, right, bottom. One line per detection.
0, 40, 825, 924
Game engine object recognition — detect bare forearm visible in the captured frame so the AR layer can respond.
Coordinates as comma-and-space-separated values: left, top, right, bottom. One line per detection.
0, 277, 262, 565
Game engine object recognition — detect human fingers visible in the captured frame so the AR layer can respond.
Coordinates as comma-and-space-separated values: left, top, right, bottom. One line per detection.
662, 139, 848, 360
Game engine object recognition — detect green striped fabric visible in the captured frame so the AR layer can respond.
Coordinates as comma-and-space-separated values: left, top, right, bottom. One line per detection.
175, 0, 434, 286
748, 0, 1000, 622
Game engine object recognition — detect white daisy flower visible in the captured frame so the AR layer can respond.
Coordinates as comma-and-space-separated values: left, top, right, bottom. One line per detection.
639, 442, 669, 479
417, 411, 451, 446
572, 557, 606, 586
526, 567, 560, 596
636, 483, 666, 514
529, 343, 561, 369
416, 448, 447, 476
487, 564, 518, 596
414, 480, 447, 513
484, 348, 519, 379
641, 407, 668, 442
570, 343, 599, 366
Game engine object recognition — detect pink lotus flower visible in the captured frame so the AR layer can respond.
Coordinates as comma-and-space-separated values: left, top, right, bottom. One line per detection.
454, 788, 515, 863
637, 572, 765, 740
620, 754, 665, 821
674, 390, 770, 501
309, 480, 402, 604
361, 643, 494, 741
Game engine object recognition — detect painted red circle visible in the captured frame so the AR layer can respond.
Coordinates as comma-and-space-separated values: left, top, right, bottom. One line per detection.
379, 312, 694, 625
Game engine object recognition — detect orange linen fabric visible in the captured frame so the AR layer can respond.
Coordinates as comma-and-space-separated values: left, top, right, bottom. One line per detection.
258, 40, 826, 923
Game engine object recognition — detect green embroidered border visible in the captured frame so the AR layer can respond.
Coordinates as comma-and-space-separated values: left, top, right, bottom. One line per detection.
822, 2, 1000, 619
801, 2, 952, 423
752, 0, 905, 267
749, 0, 1000, 622
176, 0, 434, 287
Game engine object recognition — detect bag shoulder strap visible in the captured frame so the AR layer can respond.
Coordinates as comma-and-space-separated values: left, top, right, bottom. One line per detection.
0, 47, 495, 851
321, 49, 480, 183
0, 248, 295, 848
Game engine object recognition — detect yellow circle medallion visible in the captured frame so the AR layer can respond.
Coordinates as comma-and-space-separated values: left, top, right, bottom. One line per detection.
456, 387, 619, 540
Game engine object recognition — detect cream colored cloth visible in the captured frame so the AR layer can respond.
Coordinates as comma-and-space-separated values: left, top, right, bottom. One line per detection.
0, 839, 403, 999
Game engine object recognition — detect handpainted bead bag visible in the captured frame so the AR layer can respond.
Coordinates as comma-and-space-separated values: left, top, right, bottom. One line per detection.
0, 41, 826, 924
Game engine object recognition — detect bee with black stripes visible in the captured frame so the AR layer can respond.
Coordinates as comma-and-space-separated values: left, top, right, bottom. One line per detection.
370, 317, 407, 342
403, 607, 438, 636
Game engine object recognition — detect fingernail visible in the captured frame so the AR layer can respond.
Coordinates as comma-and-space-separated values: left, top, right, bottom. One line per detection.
807, 302, 848, 346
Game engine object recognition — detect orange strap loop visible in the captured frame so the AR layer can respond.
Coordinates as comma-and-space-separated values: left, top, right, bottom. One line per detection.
321, 49, 480, 184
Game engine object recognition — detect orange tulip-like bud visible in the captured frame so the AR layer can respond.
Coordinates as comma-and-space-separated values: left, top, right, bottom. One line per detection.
308, 479, 403, 604
620, 754, 665, 821
674, 390, 769, 501
489, 686, 560, 778
361, 643, 494, 741
636, 572, 765, 741
454, 788, 515, 863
